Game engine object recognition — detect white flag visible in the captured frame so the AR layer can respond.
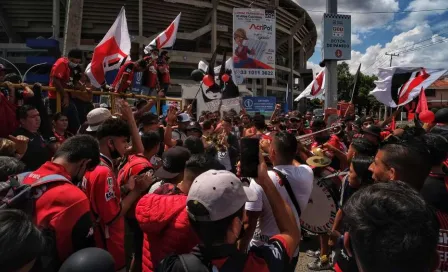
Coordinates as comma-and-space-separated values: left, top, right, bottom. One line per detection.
85, 7, 131, 88
295, 69, 325, 101
144, 13, 181, 53
370, 67, 447, 107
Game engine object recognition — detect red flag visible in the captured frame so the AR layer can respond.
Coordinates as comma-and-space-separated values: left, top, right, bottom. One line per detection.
415, 87, 428, 114
144, 13, 181, 52
85, 7, 131, 87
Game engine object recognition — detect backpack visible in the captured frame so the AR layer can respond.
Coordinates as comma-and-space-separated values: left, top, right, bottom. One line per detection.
0, 172, 71, 272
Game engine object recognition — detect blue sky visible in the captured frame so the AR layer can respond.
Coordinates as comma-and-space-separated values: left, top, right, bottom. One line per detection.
296, 0, 448, 75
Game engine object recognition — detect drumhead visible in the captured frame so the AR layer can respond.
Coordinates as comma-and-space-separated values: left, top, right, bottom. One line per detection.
300, 167, 340, 234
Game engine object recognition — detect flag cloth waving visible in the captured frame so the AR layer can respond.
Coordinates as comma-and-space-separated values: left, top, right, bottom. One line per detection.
295, 69, 325, 101
144, 13, 181, 53
369, 67, 446, 107
85, 7, 131, 88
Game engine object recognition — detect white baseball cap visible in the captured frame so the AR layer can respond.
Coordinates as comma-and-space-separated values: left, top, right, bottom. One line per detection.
187, 170, 257, 222
86, 108, 113, 132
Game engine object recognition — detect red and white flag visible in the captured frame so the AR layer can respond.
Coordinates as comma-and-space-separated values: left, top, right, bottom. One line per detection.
370, 67, 446, 107
144, 13, 181, 53
295, 69, 325, 101
85, 7, 131, 88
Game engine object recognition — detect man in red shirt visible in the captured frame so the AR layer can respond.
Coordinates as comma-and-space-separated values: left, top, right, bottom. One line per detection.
82, 117, 153, 271
112, 59, 149, 93
158, 51, 170, 95
21, 135, 100, 266
117, 131, 161, 271
142, 48, 159, 96
49, 49, 83, 133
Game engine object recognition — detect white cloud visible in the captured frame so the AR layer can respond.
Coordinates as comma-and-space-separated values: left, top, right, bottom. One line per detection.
343, 24, 448, 75
351, 33, 362, 45
294, 0, 399, 44
397, 0, 448, 31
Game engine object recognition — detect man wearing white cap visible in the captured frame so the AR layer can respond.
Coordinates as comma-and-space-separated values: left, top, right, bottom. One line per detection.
157, 154, 300, 271
86, 108, 114, 132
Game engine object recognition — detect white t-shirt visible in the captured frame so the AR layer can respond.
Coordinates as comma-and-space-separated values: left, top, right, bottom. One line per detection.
245, 164, 314, 255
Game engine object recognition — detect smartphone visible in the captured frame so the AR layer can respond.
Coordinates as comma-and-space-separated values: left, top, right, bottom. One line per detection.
240, 138, 260, 177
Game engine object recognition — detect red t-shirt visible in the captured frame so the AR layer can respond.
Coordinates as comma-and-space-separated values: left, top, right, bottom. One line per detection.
22, 161, 91, 262
158, 62, 170, 84
82, 154, 125, 270
112, 61, 135, 93
145, 59, 158, 88
49, 57, 71, 99
117, 154, 154, 218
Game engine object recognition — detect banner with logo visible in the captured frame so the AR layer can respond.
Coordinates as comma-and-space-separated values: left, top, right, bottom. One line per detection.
232, 8, 276, 79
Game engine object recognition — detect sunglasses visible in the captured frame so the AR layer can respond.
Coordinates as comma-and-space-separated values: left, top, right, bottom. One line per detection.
290, 119, 302, 123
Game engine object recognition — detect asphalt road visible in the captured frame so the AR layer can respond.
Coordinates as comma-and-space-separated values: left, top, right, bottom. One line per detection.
295, 236, 333, 272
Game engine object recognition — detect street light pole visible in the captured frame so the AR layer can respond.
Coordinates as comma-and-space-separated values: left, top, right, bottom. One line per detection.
324, 0, 338, 120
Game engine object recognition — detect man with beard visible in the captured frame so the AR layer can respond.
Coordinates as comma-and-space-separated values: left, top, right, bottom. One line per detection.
21, 135, 100, 265
82, 108, 153, 271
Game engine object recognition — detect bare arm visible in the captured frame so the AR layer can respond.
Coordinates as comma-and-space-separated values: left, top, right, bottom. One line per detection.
120, 100, 144, 155
164, 106, 178, 147
238, 210, 261, 252
133, 99, 156, 120
52, 77, 65, 96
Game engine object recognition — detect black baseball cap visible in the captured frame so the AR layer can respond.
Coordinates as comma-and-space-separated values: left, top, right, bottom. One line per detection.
155, 146, 191, 179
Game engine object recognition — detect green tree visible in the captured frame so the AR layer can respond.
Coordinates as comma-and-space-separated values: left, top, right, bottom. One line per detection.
337, 62, 379, 115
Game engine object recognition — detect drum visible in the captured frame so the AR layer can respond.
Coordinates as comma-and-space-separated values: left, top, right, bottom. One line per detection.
300, 167, 344, 234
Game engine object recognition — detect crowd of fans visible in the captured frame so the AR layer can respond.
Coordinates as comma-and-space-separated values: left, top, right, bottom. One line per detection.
0, 49, 448, 272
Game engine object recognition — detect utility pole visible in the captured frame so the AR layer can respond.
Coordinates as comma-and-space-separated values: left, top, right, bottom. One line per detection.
324, 0, 338, 123
386, 52, 399, 67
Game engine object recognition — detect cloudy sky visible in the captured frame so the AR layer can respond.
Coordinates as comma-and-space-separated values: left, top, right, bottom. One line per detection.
293, 0, 448, 75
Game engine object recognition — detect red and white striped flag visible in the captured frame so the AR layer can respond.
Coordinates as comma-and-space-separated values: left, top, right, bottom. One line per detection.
370, 67, 446, 107
144, 13, 181, 53
295, 69, 325, 101
85, 7, 131, 88
415, 87, 428, 114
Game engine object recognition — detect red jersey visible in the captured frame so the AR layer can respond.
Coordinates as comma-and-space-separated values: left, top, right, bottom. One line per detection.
145, 59, 158, 88
158, 62, 170, 84
49, 57, 71, 99
82, 154, 125, 270
22, 161, 92, 262
117, 154, 154, 218
112, 61, 135, 93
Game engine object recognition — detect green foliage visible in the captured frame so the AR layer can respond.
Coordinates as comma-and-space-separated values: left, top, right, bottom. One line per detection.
337, 62, 380, 115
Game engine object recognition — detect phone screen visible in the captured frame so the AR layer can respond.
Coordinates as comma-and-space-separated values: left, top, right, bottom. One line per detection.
240, 138, 260, 177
